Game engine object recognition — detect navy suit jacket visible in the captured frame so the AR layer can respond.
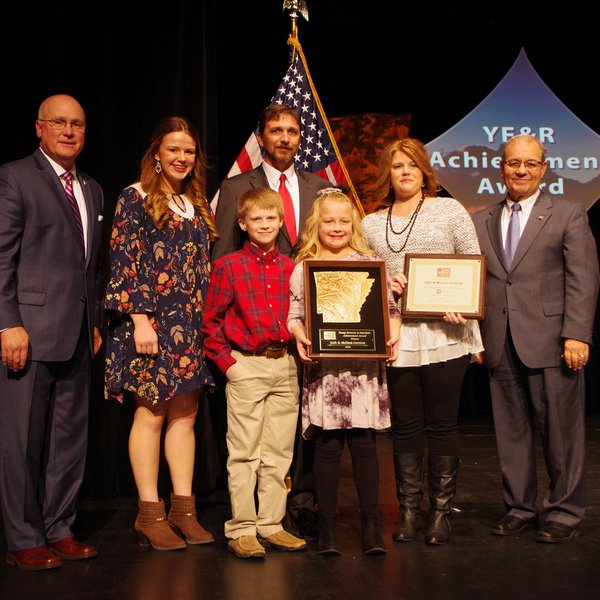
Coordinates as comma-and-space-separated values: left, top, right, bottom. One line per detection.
0, 149, 104, 361
211, 165, 330, 261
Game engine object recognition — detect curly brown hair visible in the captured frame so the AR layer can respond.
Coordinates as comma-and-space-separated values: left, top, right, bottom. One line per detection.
139, 116, 219, 241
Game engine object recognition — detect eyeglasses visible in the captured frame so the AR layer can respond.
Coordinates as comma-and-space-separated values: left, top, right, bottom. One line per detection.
503, 159, 543, 170
38, 119, 86, 132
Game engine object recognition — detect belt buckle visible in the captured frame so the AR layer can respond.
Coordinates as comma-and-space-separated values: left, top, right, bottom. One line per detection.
265, 345, 286, 359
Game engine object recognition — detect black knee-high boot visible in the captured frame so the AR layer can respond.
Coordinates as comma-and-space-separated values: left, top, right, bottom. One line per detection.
425, 455, 459, 545
392, 454, 424, 542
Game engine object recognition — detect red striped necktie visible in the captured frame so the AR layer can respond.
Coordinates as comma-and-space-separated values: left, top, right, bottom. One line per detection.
278, 173, 297, 245
61, 171, 84, 246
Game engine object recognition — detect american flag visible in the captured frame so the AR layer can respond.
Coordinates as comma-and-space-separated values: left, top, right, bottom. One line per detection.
211, 35, 361, 215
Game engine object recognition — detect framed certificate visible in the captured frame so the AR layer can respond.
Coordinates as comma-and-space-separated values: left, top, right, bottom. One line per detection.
401, 254, 486, 319
304, 260, 391, 358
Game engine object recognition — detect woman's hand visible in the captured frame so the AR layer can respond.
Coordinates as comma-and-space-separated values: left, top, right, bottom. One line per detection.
131, 314, 158, 355
386, 318, 401, 363
390, 272, 407, 296
443, 312, 467, 326
291, 325, 313, 363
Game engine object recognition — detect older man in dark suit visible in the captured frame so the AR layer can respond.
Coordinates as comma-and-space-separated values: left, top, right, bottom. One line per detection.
473, 134, 599, 543
211, 105, 329, 540
0, 95, 104, 569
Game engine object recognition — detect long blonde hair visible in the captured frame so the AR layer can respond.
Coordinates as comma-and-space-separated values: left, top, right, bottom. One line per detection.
139, 116, 219, 241
295, 188, 373, 262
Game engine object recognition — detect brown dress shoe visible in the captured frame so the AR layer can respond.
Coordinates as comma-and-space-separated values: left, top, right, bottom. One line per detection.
49, 537, 98, 560
6, 546, 63, 571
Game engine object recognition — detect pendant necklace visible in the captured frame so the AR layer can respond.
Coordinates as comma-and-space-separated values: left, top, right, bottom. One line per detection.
385, 192, 425, 254
171, 194, 186, 211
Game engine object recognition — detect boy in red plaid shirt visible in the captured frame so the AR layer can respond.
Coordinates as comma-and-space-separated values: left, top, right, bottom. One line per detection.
202, 188, 306, 558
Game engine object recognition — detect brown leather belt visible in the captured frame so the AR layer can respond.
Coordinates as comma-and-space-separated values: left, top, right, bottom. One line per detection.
239, 344, 288, 359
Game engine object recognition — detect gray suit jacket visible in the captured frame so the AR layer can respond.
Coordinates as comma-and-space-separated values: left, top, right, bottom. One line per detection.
0, 149, 104, 361
473, 192, 599, 369
211, 165, 330, 260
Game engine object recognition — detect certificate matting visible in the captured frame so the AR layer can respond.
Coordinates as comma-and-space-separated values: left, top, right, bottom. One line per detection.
304, 260, 391, 358
401, 254, 486, 319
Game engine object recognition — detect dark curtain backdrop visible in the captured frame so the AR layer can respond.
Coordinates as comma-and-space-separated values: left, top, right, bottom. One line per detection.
1, 3, 599, 501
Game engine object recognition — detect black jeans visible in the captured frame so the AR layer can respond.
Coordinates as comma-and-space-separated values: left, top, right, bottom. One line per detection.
386, 355, 470, 457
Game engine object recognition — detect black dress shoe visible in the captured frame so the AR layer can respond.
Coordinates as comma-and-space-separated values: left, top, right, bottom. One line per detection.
491, 514, 535, 536
536, 522, 579, 543
293, 508, 319, 541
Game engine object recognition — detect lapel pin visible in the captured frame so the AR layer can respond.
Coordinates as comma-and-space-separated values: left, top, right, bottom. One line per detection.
538, 215, 545, 220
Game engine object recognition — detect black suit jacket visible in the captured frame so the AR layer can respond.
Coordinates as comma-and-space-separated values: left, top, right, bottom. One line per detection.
211, 165, 330, 260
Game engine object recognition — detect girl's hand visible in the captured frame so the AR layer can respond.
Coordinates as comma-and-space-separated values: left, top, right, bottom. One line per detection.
291, 325, 313, 363
131, 313, 159, 355
390, 272, 407, 296
443, 312, 467, 326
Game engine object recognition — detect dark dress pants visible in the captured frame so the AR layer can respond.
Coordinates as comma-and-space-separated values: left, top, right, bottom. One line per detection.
489, 330, 586, 526
0, 323, 91, 550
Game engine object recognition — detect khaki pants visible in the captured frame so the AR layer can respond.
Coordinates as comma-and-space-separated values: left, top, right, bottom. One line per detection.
224, 350, 299, 539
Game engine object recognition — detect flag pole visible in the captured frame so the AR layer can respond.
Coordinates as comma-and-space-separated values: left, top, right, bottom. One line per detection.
282, 1, 363, 216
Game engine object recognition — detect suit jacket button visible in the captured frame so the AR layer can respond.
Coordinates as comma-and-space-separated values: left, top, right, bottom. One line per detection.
80, 296, 86, 302
502, 308, 507, 314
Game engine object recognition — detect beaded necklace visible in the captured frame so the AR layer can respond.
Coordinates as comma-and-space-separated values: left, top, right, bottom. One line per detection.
385, 193, 425, 254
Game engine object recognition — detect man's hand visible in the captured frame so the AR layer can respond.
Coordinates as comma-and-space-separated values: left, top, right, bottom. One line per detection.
562, 339, 589, 371
1, 326, 29, 371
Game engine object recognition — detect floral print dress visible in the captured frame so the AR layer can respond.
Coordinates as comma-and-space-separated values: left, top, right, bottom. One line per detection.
104, 186, 213, 405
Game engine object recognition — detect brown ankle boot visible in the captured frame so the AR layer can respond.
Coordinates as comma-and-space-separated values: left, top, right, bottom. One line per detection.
168, 494, 214, 545
134, 499, 187, 551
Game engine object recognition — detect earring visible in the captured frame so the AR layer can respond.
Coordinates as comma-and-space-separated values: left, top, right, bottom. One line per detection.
155, 161, 162, 174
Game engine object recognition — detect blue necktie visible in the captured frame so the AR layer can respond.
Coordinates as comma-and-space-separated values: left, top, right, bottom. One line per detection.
505, 202, 522, 266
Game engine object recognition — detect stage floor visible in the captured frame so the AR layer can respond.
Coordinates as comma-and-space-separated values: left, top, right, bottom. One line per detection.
1, 414, 599, 600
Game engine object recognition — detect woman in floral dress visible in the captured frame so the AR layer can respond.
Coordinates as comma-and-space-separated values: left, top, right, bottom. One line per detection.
104, 116, 219, 550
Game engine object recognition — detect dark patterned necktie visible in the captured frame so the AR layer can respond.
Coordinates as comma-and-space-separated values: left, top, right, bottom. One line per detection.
61, 171, 84, 245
